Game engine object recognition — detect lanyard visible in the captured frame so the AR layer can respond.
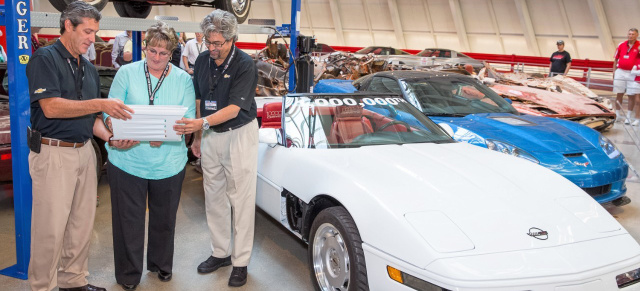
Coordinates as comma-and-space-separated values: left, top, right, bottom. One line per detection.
144, 61, 170, 105
208, 45, 236, 97
197, 41, 204, 53
66, 58, 84, 100
627, 41, 637, 55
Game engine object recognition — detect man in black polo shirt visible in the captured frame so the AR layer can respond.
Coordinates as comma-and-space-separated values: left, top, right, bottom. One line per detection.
26, 2, 133, 291
549, 40, 572, 76
174, 10, 258, 287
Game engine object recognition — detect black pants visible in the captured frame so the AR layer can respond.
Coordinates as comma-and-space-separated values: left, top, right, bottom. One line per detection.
108, 162, 185, 285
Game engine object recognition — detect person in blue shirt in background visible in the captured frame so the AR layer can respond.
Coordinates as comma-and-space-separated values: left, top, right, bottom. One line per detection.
104, 21, 196, 291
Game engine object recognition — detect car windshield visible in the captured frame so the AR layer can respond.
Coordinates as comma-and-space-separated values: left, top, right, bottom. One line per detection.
400, 77, 519, 116
417, 49, 450, 58
355, 47, 408, 55
282, 94, 453, 148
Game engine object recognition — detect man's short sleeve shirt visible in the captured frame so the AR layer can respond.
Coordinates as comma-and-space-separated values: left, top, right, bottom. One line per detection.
193, 46, 258, 131
549, 51, 571, 74
615, 41, 640, 70
27, 39, 100, 142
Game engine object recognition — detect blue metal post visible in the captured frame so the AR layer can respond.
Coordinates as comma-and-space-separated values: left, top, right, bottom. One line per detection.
132, 31, 141, 62
288, 0, 301, 92
0, 0, 32, 280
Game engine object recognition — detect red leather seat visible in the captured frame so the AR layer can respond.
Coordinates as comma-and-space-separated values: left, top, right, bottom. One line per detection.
261, 102, 282, 128
329, 105, 373, 144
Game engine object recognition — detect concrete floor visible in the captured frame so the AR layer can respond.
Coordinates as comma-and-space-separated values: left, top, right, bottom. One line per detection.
3, 108, 640, 290
0, 166, 313, 291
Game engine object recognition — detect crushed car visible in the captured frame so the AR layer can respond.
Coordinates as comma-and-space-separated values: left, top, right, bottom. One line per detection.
477, 65, 616, 130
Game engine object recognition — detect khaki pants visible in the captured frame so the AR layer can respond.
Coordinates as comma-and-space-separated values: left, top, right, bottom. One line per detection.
28, 142, 97, 291
201, 120, 258, 267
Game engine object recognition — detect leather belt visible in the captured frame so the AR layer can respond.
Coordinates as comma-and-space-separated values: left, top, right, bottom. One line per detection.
41, 137, 88, 148
211, 121, 251, 133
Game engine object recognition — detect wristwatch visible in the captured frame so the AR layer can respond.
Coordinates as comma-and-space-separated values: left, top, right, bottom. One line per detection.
201, 118, 210, 130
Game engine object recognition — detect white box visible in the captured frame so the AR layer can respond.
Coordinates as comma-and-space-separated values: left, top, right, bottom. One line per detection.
111, 105, 188, 141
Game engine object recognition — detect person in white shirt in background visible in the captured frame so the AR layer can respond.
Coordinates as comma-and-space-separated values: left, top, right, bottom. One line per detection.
82, 43, 96, 61
629, 60, 640, 126
111, 30, 131, 68
182, 32, 206, 75
123, 32, 147, 62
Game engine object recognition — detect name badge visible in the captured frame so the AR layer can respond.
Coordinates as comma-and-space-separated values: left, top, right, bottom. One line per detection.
205, 100, 217, 111
624, 55, 630, 59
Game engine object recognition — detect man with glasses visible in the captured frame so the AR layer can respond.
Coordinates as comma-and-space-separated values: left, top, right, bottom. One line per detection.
174, 9, 258, 287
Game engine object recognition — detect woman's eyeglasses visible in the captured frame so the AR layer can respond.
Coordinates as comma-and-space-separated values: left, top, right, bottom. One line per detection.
147, 48, 171, 57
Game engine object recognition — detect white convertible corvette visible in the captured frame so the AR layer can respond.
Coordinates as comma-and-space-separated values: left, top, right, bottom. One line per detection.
256, 93, 640, 291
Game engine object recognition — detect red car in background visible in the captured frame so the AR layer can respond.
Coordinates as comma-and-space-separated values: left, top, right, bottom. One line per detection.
0, 65, 12, 200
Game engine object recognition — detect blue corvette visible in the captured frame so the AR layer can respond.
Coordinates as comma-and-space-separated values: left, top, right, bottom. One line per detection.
314, 71, 629, 205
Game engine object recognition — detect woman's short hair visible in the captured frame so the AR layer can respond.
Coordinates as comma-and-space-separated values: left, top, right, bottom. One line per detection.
145, 21, 179, 52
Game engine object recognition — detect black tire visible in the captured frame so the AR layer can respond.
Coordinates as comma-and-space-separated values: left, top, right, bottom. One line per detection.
215, 0, 251, 24
113, 1, 152, 19
308, 206, 369, 291
49, 0, 109, 13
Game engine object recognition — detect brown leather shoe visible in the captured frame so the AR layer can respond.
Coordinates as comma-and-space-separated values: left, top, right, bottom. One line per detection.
59, 284, 106, 291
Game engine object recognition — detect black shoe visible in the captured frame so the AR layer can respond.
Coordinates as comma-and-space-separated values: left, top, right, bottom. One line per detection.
157, 270, 172, 282
119, 283, 137, 290
197, 256, 231, 273
60, 284, 107, 291
228, 266, 247, 287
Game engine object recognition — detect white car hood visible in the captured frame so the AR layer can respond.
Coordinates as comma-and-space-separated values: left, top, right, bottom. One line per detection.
305, 142, 626, 257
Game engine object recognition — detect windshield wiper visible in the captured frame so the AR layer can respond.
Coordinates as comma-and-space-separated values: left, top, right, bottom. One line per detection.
424, 113, 468, 117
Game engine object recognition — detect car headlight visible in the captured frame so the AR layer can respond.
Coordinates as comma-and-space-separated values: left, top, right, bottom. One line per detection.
599, 135, 620, 159
485, 139, 539, 164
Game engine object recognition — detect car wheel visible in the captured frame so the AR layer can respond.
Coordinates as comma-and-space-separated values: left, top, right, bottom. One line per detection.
215, 0, 251, 24
49, 0, 109, 13
308, 206, 369, 291
113, 1, 152, 19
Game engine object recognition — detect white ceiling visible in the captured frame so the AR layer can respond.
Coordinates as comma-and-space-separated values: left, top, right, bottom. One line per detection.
33, 0, 640, 61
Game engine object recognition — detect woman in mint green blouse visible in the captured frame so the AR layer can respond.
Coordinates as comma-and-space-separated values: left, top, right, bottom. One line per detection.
104, 22, 195, 290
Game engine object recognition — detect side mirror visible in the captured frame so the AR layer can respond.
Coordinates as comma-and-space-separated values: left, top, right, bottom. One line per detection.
503, 98, 513, 104
259, 128, 279, 145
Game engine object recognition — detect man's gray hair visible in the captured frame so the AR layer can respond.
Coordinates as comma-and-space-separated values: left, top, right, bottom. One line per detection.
59, 1, 101, 34
630, 28, 639, 34
200, 10, 238, 42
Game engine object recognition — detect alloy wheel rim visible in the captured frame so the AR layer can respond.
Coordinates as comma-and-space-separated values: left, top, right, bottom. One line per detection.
313, 223, 350, 291
231, 0, 247, 14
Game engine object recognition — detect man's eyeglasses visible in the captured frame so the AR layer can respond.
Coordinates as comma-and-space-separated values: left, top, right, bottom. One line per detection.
204, 39, 228, 48
147, 48, 171, 57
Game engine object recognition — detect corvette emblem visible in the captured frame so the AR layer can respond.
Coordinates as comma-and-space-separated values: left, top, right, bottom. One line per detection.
573, 161, 589, 167
527, 227, 548, 240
